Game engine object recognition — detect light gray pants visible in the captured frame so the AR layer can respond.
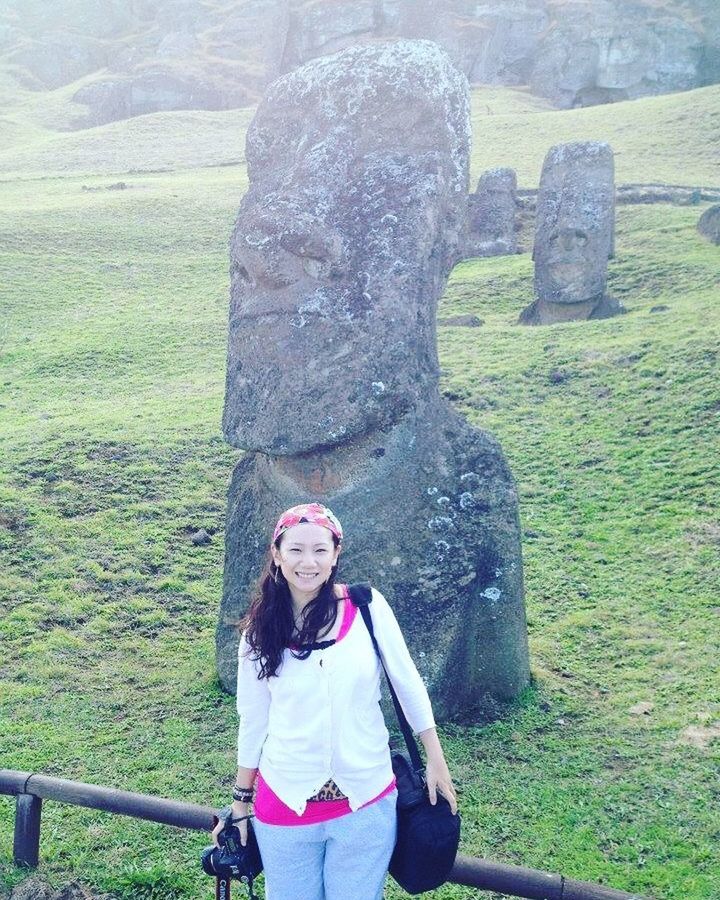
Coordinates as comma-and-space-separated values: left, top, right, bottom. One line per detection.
253, 790, 398, 900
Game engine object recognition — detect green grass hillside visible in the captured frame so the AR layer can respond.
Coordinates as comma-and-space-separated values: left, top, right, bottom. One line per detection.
469, 82, 720, 185
1, 77, 719, 186
1, 79, 719, 900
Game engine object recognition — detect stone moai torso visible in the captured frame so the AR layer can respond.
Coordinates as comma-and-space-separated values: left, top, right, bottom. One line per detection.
465, 166, 518, 258
519, 140, 623, 324
218, 40, 530, 721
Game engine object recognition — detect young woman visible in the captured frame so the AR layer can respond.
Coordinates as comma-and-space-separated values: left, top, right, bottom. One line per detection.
212, 501, 457, 900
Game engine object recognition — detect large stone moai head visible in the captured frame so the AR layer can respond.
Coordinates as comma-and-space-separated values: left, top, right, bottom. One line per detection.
535, 141, 614, 304
520, 140, 621, 324
223, 40, 470, 455
466, 166, 518, 258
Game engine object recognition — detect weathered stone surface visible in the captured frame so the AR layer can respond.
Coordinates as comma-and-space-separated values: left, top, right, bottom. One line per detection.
520, 293, 623, 324
219, 40, 529, 721
536, 140, 616, 302
3, 0, 719, 122
2, 0, 134, 41
394, 0, 547, 86
529, 1, 710, 108
223, 40, 470, 456
697, 204, 720, 244
279, 0, 378, 72
465, 167, 518, 258
7, 34, 108, 90
284, 0, 720, 107
220, 399, 528, 721
72, 65, 252, 126
204, 1, 291, 84
520, 141, 623, 324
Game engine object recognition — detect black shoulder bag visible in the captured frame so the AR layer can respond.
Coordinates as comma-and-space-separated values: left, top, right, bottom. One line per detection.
348, 583, 461, 895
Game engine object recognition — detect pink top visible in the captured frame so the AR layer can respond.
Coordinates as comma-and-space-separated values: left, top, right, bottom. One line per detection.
254, 586, 396, 825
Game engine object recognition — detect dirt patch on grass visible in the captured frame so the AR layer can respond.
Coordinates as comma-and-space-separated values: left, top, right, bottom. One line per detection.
685, 521, 720, 548
0, 508, 29, 533
678, 722, 720, 749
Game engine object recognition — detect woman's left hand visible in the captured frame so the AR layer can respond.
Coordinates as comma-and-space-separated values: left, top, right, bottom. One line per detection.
425, 757, 458, 815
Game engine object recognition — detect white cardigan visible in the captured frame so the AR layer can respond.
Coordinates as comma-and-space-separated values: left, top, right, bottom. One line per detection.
236, 587, 436, 815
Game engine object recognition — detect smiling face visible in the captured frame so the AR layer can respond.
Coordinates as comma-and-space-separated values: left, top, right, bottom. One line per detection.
222, 41, 470, 455
271, 522, 340, 607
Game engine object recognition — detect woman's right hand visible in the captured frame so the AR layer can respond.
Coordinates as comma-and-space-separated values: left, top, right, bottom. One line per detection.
211, 800, 251, 847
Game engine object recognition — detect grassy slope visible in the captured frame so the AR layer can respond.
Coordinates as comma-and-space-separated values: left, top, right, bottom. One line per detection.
1, 82, 719, 899
0, 77, 719, 185
469, 83, 720, 185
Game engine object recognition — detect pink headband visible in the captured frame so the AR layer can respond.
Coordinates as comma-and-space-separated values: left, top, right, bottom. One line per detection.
272, 502, 343, 545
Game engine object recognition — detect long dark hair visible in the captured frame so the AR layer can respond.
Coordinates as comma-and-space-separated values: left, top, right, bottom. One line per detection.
241, 533, 341, 679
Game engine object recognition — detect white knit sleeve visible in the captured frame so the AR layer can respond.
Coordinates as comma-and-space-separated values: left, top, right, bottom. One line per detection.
235, 631, 271, 768
369, 588, 436, 734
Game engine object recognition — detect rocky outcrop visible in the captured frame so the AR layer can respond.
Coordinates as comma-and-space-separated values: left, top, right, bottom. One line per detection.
218, 40, 529, 720
6, 33, 109, 90
281, 0, 720, 108
528, 0, 709, 107
1, 0, 719, 124
72, 63, 253, 126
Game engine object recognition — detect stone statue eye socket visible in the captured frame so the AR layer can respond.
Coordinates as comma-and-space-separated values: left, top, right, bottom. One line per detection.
235, 264, 253, 284
574, 230, 588, 246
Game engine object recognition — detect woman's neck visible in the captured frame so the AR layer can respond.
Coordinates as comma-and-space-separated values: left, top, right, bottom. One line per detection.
290, 591, 316, 618
289, 582, 343, 615
290, 584, 344, 638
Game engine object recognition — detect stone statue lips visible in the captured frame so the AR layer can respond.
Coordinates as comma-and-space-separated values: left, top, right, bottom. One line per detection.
544, 226, 601, 303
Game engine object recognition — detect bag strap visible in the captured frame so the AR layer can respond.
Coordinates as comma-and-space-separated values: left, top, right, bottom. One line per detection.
348, 583, 425, 774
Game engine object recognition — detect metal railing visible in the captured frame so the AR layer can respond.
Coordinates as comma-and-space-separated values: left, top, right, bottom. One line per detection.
0, 770, 648, 900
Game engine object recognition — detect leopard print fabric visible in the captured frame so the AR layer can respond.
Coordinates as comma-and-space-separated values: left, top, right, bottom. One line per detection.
307, 779, 347, 801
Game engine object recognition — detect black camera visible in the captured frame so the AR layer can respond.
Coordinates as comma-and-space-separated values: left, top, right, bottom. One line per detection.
201, 808, 263, 897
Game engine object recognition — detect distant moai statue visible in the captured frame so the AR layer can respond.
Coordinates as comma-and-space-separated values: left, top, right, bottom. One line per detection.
218, 40, 530, 721
519, 140, 623, 324
697, 204, 720, 245
465, 166, 518, 258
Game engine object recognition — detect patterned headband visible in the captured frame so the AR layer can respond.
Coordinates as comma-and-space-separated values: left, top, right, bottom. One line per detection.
272, 502, 343, 545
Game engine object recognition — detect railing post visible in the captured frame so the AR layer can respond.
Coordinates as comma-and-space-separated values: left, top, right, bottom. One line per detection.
14, 792, 42, 867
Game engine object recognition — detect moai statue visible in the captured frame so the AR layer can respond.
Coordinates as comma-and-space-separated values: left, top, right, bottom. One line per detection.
519, 140, 623, 324
218, 40, 529, 721
697, 204, 720, 245
465, 166, 518, 258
